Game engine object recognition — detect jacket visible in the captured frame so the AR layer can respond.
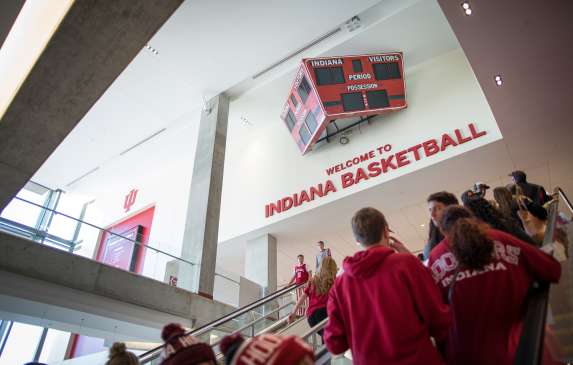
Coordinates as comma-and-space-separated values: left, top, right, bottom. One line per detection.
428, 229, 561, 365
324, 245, 451, 365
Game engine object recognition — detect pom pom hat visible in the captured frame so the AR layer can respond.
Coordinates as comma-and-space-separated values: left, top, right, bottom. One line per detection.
160, 323, 216, 365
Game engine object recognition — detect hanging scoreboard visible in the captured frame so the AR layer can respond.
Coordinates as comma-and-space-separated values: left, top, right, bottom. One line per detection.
281, 52, 407, 154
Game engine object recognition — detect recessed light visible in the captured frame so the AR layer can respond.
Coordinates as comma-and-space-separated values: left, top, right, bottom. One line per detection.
420, 224, 425, 227
494, 75, 503, 86
461, 2, 472, 15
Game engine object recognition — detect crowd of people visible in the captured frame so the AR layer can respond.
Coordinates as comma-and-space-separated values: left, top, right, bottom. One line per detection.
24, 171, 568, 365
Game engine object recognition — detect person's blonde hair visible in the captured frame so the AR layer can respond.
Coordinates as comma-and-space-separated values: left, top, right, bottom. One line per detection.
106, 342, 139, 365
312, 256, 337, 295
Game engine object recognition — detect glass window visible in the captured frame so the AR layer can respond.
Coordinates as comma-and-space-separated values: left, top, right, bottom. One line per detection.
297, 77, 312, 103
39, 329, 70, 363
367, 90, 390, 109
285, 110, 296, 132
352, 59, 363, 72
290, 94, 298, 107
0, 322, 43, 364
373, 62, 401, 80
299, 125, 311, 145
341, 92, 365, 112
305, 111, 318, 135
314, 67, 345, 86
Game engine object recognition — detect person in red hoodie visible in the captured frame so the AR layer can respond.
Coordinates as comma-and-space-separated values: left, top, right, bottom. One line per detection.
428, 206, 561, 365
324, 207, 451, 365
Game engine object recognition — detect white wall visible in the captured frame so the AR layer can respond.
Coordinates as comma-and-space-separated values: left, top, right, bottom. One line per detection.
69, 116, 200, 283
219, 48, 502, 243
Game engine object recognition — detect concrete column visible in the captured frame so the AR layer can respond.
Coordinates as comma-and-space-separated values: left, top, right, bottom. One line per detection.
180, 94, 229, 297
245, 234, 278, 295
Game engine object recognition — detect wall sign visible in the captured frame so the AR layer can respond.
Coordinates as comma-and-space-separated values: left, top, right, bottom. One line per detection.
124, 188, 138, 212
265, 123, 486, 218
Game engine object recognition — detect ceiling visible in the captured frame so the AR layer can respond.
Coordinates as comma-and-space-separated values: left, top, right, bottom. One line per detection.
25, 0, 573, 285
31, 0, 382, 190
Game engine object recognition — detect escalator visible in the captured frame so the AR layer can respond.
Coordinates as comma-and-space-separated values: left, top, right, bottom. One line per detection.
138, 282, 324, 364
139, 187, 573, 365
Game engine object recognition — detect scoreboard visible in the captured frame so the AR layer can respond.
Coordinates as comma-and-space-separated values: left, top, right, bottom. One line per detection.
281, 52, 407, 154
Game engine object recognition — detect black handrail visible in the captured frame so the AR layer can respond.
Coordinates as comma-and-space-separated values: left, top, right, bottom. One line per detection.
513, 188, 561, 365
138, 282, 304, 363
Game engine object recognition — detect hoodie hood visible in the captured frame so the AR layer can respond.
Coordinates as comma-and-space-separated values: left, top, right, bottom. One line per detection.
343, 245, 394, 278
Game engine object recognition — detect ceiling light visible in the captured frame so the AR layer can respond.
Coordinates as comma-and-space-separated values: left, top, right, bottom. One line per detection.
494, 75, 503, 86
461, 2, 472, 15
420, 224, 425, 227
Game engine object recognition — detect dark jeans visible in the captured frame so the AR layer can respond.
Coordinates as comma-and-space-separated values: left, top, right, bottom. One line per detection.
307, 307, 328, 341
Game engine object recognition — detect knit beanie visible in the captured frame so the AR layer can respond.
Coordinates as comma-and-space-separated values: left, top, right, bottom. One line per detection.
106, 342, 140, 365
160, 323, 216, 365
220, 333, 314, 365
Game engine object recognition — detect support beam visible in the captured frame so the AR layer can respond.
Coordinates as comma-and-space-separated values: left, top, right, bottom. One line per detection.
245, 234, 278, 296
181, 94, 230, 297
0, 0, 184, 211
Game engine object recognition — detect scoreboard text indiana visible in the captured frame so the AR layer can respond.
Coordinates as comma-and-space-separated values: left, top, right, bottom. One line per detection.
281, 52, 407, 154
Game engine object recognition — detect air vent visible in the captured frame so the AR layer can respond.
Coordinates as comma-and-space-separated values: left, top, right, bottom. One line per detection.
119, 128, 166, 156
66, 166, 100, 187
252, 27, 342, 80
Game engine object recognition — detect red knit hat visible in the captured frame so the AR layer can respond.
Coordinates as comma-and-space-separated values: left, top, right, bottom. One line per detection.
222, 334, 314, 365
160, 323, 216, 365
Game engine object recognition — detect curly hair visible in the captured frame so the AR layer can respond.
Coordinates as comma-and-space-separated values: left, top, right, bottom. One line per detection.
440, 206, 494, 270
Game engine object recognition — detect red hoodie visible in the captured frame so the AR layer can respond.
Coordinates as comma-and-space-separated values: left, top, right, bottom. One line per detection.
324, 245, 451, 365
428, 229, 561, 365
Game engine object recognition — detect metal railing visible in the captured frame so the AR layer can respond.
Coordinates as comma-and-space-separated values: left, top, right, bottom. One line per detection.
138, 282, 304, 363
1, 195, 240, 289
514, 187, 571, 365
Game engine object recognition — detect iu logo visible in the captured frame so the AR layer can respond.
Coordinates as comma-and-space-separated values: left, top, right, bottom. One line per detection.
123, 189, 138, 212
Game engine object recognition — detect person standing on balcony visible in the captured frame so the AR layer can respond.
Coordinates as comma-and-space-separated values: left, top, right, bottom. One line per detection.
288, 254, 310, 317
315, 240, 331, 271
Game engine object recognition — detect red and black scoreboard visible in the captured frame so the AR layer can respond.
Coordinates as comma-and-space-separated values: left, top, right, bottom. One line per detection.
281, 52, 407, 154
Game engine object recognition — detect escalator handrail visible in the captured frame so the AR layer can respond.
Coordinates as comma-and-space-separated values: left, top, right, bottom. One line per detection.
557, 187, 573, 213
138, 282, 305, 362
513, 188, 561, 365
210, 299, 296, 348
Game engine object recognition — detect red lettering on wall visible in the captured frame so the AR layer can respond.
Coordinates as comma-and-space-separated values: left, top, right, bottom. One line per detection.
324, 180, 337, 195
423, 139, 439, 157
341, 173, 354, 188
440, 133, 458, 151
395, 150, 411, 167
354, 168, 369, 184
407, 144, 423, 161
266, 123, 490, 218
454, 128, 472, 144
380, 155, 397, 173
469, 123, 487, 138
367, 161, 382, 178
